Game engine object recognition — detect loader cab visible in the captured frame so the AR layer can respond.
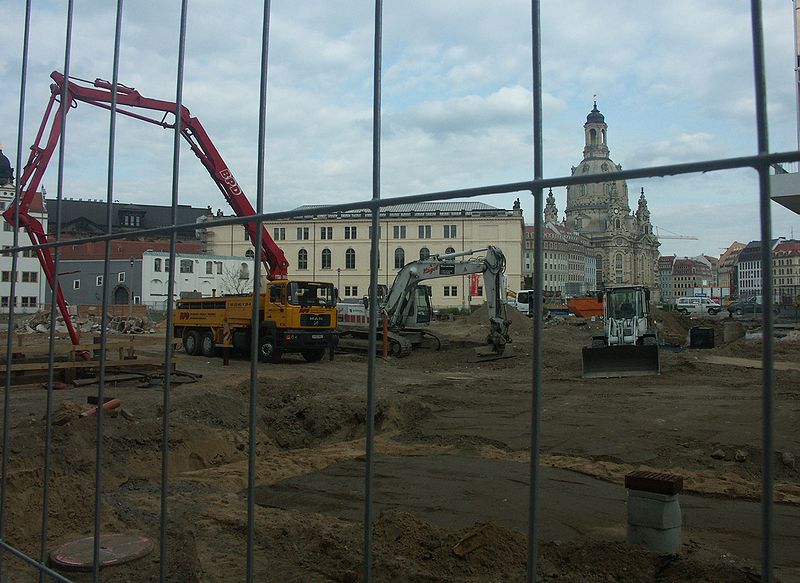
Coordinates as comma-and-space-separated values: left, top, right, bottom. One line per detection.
602, 286, 650, 320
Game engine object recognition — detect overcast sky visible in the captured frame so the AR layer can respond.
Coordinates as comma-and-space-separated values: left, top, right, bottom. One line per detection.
1, 0, 798, 257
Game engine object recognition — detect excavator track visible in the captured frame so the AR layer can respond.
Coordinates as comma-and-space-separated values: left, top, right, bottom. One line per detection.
386, 332, 413, 357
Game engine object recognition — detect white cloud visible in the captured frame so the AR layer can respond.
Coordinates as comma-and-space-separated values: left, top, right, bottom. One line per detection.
0, 0, 796, 257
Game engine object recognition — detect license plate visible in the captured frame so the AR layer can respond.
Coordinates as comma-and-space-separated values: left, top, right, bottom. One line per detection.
312, 334, 323, 339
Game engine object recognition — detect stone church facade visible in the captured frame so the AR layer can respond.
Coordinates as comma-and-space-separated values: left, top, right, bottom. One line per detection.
561, 102, 660, 290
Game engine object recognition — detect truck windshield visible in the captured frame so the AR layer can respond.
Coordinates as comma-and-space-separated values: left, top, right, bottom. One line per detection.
288, 281, 336, 307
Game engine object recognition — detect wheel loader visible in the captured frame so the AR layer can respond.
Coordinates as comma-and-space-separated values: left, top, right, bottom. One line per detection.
581, 285, 660, 378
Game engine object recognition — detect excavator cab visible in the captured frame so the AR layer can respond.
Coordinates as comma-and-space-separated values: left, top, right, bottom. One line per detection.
397, 284, 433, 327
582, 285, 660, 378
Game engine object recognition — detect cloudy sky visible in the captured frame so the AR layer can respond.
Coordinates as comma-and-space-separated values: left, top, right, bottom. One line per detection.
1, 0, 798, 257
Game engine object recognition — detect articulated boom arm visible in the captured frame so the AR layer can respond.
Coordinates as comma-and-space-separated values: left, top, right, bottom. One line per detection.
383, 246, 511, 351
2, 71, 289, 346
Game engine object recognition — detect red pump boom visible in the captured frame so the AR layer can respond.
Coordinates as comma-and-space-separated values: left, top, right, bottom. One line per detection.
2, 71, 289, 346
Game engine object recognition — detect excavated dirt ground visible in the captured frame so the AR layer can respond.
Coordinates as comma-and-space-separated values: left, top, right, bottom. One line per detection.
0, 309, 798, 582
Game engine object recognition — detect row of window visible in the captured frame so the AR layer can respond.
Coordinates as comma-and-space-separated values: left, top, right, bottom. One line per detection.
1, 246, 37, 257
73, 272, 126, 290
1, 271, 38, 283
1, 296, 37, 307
285, 224, 459, 242
293, 246, 457, 271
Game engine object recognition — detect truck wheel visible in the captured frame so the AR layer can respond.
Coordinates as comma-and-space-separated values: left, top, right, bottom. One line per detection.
258, 338, 282, 363
184, 330, 201, 356
201, 332, 216, 357
301, 348, 325, 362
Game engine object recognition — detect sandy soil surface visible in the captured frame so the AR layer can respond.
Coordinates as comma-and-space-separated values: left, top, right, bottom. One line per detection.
0, 308, 798, 582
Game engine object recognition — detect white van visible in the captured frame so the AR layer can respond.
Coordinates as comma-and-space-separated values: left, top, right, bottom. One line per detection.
508, 289, 535, 316
675, 296, 721, 315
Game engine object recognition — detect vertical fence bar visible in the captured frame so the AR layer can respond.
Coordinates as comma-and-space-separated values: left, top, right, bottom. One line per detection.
363, 1, 383, 581
39, 3, 74, 580
749, 1, 775, 581
0, 1, 32, 578
92, 2, 124, 580
246, 1, 272, 580
526, 2, 544, 581
159, 1, 189, 580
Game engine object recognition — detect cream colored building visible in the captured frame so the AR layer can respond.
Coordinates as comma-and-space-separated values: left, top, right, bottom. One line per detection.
201, 202, 524, 309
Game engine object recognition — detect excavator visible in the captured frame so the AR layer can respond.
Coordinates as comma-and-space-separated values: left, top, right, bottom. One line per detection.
2, 71, 291, 351
582, 285, 660, 378
338, 246, 512, 358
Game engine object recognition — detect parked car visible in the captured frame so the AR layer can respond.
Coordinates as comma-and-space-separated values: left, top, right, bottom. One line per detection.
726, 297, 778, 316
675, 296, 722, 315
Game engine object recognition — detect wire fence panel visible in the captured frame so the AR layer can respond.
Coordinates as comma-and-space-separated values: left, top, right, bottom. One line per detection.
0, 1, 796, 582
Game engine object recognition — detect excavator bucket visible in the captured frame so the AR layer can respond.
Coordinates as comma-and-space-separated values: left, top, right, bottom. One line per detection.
581, 344, 660, 378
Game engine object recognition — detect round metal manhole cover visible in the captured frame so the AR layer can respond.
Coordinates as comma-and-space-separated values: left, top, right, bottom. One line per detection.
49, 533, 154, 571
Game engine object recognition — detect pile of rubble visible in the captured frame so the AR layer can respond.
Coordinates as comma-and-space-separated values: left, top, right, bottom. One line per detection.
13, 310, 155, 335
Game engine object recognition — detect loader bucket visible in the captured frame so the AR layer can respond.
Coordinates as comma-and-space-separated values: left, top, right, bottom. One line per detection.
581, 344, 660, 378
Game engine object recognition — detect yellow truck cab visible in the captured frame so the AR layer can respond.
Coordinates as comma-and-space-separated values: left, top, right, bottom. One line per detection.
173, 280, 338, 363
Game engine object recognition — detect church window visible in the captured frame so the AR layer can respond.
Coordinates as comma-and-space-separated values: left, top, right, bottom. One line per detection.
601, 129, 606, 144
589, 129, 597, 144
601, 162, 609, 171
579, 184, 586, 195
615, 219, 621, 229
575, 217, 582, 228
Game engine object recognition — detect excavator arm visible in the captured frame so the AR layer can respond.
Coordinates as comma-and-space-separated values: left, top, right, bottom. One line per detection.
2, 71, 289, 346
383, 246, 511, 353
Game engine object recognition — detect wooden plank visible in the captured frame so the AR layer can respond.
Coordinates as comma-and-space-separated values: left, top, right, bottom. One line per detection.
5, 339, 179, 356
697, 354, 800, 371
0, 358, 174, 373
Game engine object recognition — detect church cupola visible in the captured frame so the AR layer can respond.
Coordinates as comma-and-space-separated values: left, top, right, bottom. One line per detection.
583, 99, 609, 160
544, 188, 558, 223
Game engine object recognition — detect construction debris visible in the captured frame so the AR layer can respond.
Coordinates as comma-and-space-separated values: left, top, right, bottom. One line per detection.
13, 310, 156, 335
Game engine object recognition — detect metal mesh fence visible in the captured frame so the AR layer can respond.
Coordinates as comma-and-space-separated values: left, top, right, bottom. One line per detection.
1, 1, 798, 582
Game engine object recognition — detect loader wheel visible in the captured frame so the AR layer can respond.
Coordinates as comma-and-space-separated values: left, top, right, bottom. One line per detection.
301, 348, 325, 362
201, 332, 216, 357
184, 330, 201, 356
258, 338, 282, 363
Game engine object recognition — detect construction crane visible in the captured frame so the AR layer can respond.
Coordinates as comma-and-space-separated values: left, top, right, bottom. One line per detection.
653, 226, 698, 240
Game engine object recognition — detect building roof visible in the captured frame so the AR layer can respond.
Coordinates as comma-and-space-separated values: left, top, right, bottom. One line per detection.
293, 201, 515, 219
49, 198, 209, 228
59, 239, 203, 260
774, 240, 800, 256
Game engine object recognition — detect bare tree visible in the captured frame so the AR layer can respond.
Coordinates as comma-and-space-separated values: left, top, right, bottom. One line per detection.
219, 263, 252, 295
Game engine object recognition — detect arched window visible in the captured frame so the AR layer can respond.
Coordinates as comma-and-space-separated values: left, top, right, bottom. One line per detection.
394, 247, 405, 269
589, 128, 597, 144
615, 218, 621, 229
321, 248, 331, 269
154, 258, 162, 272
297, 248, 308, 270
239, 262, 249, 280
419, 247, 430, 261
615, 253, 623, 283
445, 247, 455, 255
601, 129, 606, 144
245, 249, 255, 259
345, 248, 356, 269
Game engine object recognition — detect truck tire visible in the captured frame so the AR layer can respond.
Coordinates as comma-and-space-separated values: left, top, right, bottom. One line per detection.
184, 330, 201, 356
201, 332, 216, 357
258, 337, 282, 363
301, 348, 325, 362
